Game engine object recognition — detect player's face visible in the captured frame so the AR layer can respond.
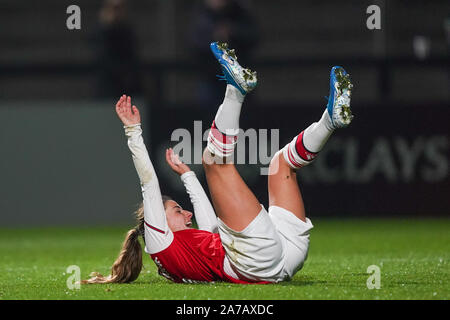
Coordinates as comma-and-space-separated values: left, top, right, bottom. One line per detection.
164, 200, 193, 232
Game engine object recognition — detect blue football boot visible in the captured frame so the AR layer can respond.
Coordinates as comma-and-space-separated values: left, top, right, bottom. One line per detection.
326, 66, 354, 128
210, 42, 257, 95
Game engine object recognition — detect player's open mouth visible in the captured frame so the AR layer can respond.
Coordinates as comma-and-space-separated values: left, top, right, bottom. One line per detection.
186, 221, 192, 227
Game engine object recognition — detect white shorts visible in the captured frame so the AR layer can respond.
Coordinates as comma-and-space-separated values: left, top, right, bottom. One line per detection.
218, 205, 313, 283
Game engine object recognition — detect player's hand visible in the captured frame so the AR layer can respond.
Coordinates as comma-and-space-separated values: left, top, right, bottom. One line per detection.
115, 95, 141, 126
165, 148, 191, 176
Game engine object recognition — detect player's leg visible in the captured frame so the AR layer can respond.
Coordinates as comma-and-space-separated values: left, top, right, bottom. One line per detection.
203, 42, 260, 232
268, 151, 306, 221
203, 151, 261, 231
268, 66, 353, 221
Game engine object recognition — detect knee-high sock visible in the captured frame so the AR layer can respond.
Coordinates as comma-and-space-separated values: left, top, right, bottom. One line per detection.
282, 109, 334, 169
207, 85, 244, 157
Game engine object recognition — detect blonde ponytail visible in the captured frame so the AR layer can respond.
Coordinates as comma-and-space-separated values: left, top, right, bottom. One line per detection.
82, 204, 145, 284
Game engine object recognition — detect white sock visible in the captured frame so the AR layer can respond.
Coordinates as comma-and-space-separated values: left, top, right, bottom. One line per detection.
213, 85, 245, 136
207, 85, 244, 157
302, 109, 334, 153
282, 109, 334, 169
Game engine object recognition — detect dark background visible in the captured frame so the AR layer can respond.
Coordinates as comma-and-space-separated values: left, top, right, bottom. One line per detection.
0, 0, 449, 226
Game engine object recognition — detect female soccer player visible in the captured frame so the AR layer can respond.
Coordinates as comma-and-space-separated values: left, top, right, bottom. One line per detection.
82, 42, 353, 284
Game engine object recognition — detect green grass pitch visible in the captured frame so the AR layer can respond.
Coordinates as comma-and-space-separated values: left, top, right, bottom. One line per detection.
0, 218, 448, 300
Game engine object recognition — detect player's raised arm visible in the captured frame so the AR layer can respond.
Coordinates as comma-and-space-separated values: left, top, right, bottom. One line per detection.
166, 148, 219, 233
116, 95, 151, 185
116, 95, 173, 254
